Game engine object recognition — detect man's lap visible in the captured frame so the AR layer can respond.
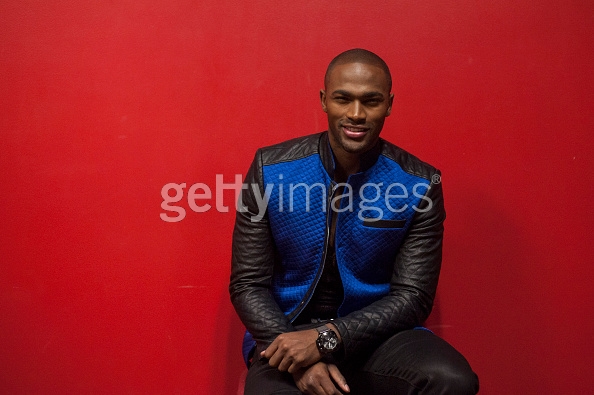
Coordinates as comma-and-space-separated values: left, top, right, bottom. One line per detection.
244, 329, 478, 395
346, 329, 479, 394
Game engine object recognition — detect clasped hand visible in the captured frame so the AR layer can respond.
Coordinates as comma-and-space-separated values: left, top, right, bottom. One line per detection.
260, 329, 321, 373
260, 330, 349, 394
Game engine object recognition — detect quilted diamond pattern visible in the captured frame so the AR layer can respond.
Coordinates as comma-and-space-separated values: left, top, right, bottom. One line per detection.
264, 154, 331, 315
229, 133, 446, 363
335, 155, 430, 314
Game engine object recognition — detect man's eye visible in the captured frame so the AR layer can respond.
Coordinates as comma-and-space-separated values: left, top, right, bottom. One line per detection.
365, 100, 381, 106
334, 97, 350, 103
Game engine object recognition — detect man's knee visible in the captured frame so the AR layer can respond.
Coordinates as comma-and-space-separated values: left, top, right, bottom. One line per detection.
424, 360, 479, 395
351, 330, 478, 394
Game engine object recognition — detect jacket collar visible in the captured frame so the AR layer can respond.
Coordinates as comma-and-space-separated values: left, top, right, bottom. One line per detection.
319, 131, 383, 181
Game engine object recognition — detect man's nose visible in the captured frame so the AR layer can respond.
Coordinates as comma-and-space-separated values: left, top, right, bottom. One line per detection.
347, 101, 366, 122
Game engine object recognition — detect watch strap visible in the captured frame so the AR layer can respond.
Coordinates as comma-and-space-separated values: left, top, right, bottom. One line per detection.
315, 324, 331, 334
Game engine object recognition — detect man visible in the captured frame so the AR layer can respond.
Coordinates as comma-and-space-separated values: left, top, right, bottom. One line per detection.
230, 49, 479, 394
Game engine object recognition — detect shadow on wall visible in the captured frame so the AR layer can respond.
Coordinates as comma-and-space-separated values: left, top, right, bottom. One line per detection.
218, 190, 535, 394
439, 188, 544, 393
424, 294, 443, 338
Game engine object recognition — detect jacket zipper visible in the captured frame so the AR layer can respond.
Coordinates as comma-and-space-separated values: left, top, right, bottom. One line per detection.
288, 180, 337, 323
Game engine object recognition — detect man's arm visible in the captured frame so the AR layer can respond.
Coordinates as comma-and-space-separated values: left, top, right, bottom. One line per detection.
229, 150, 294, 349
332, 175, 446, 359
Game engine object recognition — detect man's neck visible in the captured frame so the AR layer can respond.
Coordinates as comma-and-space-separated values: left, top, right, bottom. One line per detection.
333, 151, 360, 183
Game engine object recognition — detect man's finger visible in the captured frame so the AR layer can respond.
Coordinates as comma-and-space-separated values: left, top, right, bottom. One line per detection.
328, 364, 350, 393
276, 355, 293, 372
287, 361, 301, 374
260, 340, 278, 359
267, 351, 282, 368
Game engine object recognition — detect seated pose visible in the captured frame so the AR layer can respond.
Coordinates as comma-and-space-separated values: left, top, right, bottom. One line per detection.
230, 48, 479, 395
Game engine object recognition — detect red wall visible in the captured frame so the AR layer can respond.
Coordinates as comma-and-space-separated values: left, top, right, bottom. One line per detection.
1, 1, 592, 393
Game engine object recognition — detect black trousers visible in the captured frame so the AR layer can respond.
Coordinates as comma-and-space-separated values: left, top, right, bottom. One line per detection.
244, 329, 479, 395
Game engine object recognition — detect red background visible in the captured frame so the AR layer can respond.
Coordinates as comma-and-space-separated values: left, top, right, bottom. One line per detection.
1, 1, 592, 394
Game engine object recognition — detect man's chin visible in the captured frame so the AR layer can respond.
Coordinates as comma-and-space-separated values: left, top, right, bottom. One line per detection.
329, 129, 377, 155
340, 139, 373, 155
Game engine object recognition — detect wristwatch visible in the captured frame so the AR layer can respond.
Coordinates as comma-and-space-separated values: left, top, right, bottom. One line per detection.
315, 325, 340, 354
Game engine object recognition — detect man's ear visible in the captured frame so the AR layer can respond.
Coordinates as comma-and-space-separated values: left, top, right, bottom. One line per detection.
386, 93, 394, 116
320, 90, 327, 113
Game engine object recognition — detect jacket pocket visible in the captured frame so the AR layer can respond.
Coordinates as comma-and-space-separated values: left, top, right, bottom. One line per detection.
362, 218, 406, 229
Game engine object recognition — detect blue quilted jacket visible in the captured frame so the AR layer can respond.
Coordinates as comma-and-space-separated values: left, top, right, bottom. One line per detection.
230, 132, 445, 365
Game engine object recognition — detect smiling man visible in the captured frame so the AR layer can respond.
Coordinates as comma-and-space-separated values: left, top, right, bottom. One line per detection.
230, 49, 479, 395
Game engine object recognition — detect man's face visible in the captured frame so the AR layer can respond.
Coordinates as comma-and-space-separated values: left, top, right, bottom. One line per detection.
321, 62, 394, 158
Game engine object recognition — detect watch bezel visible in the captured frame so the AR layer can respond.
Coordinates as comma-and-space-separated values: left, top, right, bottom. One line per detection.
315, 325, 339, 354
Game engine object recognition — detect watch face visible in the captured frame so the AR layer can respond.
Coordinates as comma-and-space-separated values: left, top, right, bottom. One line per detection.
322, 335, 338, 350
318, 331, 338, 352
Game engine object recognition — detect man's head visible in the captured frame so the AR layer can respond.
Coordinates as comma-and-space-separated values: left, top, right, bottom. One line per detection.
321, 49, 394, 161
324, 48, 392, 92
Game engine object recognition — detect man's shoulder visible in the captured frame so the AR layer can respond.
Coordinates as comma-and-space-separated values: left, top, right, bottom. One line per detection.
379, 139, 440, 180
257, 132, 323, 165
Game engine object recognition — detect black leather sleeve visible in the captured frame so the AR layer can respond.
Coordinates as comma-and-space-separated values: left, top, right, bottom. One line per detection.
229, 150, 294, 348
332, 174, 446, 360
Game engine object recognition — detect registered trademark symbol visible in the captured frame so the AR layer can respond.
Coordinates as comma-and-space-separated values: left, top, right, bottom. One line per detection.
431, 174, 441, 184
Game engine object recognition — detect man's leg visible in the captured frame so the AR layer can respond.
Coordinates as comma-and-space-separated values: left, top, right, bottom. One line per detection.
345, 329, 479, 395
244, 357, 301, 395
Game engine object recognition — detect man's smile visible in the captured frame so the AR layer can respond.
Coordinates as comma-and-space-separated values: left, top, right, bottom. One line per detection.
341, 124, 370, 139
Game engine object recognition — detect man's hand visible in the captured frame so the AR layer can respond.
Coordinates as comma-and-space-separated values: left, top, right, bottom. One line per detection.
260, 329, 321, 373
292, 362, 350, 394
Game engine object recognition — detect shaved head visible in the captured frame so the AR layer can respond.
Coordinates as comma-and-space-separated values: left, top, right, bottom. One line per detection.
324, 48, 392, 91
